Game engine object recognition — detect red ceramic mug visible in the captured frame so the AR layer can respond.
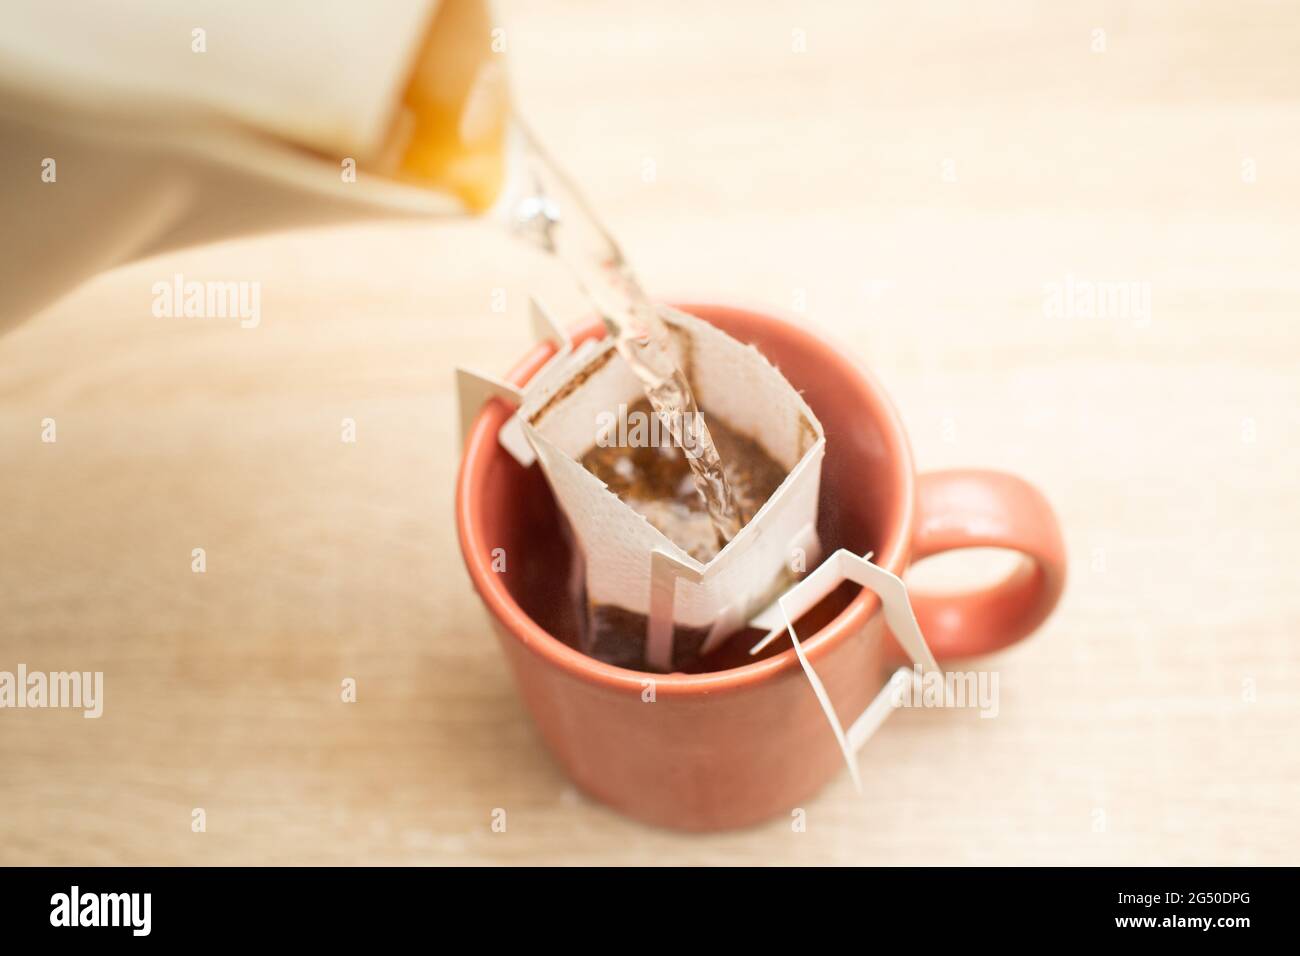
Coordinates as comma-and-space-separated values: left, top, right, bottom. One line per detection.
456, 303, 1066, 831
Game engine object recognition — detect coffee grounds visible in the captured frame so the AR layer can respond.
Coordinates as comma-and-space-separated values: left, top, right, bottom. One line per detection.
580, 399, 786, 563
577, 399, 787, 671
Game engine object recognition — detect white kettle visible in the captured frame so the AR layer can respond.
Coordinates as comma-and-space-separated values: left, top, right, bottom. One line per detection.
0, 0, 507, 329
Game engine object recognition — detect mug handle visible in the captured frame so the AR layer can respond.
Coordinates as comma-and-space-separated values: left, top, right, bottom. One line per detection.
889, 469, 1067, 663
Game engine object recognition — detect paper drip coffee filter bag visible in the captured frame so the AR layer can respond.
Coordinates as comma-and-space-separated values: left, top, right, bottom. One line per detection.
518, 307, 825, 672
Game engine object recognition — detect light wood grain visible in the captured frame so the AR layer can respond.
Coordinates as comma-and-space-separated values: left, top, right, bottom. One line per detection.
2, 0, 1298, 865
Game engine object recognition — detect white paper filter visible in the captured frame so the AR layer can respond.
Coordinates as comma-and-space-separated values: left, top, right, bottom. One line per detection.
519, 307, 825, 671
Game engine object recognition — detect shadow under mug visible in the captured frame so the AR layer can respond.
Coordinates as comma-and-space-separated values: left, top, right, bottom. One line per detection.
456, 303, 1066, 831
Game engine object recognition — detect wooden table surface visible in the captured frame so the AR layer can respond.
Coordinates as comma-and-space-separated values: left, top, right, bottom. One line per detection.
2, 0, 1297, 865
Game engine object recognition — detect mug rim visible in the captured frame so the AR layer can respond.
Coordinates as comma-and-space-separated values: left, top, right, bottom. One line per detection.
455, 302, 916, 696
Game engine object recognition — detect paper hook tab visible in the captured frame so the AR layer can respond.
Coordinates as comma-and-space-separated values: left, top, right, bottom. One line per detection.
756, 549, 940, 792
